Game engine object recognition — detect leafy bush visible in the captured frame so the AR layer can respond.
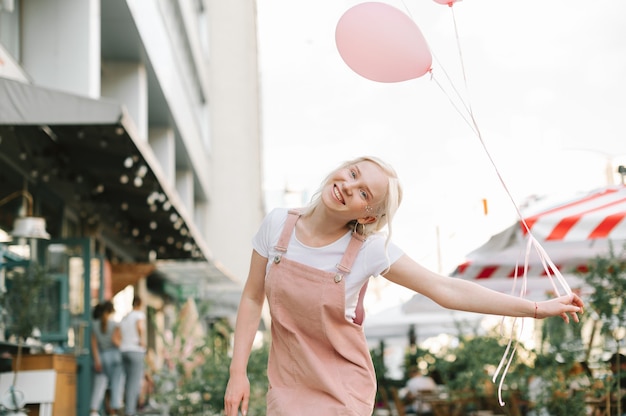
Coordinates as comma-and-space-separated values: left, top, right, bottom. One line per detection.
152, 309, 269, 415
581, 243, 626, 340
0, 263, 53, 341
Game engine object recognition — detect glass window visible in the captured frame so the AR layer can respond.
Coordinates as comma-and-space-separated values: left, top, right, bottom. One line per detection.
0, 0, 20, 60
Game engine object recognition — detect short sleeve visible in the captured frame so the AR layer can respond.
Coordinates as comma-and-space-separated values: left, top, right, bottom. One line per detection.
251, 208, 286, 258
361, 235, 404, 277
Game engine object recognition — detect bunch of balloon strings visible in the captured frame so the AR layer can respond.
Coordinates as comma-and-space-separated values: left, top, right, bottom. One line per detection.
335, 0, 575, 407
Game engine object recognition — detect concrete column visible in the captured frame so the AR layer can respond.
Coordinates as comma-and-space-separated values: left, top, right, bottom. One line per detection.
101, 61, 148, 141
175, 169, 194, 216
149, 127, 176, 186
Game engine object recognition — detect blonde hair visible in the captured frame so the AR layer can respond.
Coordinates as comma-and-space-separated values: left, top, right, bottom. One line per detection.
302, 156, 403, 243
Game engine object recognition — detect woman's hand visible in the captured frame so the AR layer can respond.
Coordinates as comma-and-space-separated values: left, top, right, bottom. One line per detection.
224, 373, 250, 416
536, 293, 584, 323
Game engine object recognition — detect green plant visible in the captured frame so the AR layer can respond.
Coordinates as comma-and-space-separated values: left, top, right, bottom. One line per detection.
580, 243, 626, 343
0, 262, 53, 415
579, 244, 626, 416
435, 335, 514, 393
0, 262, 53, 341
152, 306, 269, 416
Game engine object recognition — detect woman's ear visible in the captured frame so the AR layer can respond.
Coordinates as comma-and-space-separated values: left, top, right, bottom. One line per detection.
358, 216, 377, 225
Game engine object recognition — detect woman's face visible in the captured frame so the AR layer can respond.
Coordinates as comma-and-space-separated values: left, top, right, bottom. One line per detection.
322, 160, 388, 220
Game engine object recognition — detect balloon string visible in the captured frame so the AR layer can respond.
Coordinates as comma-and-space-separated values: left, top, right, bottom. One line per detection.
492, 242, 528, 406
405, 0, 574, 401
400, 0, 476, 127
431, 4, 575, 404
450, 5, 473, 119
492, 317, 522, 406
430, 74, 478, 136
433, 2, 532, 232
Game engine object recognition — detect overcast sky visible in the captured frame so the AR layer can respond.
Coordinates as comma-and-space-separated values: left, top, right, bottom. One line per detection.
255, 0, 626, 310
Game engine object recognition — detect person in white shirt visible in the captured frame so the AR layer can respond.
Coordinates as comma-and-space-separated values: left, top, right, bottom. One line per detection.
401, 366, 438, 415
119, 296, 146, 416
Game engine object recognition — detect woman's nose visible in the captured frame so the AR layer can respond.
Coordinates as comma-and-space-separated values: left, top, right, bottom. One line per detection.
341, 182, 353, 195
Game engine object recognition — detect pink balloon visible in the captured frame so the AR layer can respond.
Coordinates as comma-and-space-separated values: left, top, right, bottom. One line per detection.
335, 2, 432, 83
433, 0, 460, 6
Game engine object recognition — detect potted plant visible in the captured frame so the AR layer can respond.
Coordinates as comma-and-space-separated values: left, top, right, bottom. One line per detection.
0, 262, 52, 415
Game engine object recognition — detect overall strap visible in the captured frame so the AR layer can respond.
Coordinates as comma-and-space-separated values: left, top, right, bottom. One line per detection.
335, 233, 369, 326
335, 232, 364, 274
274, 209, 301, 253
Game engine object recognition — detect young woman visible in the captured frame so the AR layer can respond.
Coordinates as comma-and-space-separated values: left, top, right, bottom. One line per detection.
224, 156, 584, 416
90, 300, 123, 416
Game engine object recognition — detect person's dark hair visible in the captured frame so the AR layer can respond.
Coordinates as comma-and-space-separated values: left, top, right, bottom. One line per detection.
92, 302, 104, 320
99, 300, 115, 332
132, 296, 142, 308
101, 300, 115, 314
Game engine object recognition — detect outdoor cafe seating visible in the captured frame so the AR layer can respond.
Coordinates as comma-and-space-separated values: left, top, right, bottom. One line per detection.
376, 384, 521, 416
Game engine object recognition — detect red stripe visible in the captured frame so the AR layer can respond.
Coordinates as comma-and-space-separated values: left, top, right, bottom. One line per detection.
507, 265, 526, 278
476, 266, 498, 279
546, 197, 626, 241
546, 217, 580, 240
456, 261, 470, 274
522, 188, 618, 235
539, 264, 561, 276
462, 263, 588, 279
588, 212, 626, 239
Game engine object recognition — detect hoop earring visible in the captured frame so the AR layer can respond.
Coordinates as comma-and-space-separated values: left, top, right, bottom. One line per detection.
353, 221, 364, 235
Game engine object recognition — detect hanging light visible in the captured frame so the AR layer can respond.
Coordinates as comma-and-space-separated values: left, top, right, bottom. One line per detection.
0, 190, 50, 240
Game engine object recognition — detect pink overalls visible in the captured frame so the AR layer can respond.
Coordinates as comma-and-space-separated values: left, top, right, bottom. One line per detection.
264, 210, 376, 416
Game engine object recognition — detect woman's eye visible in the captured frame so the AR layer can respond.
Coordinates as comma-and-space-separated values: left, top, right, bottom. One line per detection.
350, 169, 357, 179
360, 190, 368, 199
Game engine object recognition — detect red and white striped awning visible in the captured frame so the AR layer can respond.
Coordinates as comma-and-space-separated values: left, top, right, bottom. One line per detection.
522, 186, 626, 242
452, 185, 626, 289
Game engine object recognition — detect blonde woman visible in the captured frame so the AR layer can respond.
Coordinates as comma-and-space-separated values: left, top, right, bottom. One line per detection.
224, 156, 584, 416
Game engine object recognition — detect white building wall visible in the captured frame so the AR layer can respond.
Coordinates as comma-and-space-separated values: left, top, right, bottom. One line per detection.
124, 0, 263, 281
1, 0, 263, 283
126, 0, 212, 195
204, 0, 264, 282
21, 0, 100, 98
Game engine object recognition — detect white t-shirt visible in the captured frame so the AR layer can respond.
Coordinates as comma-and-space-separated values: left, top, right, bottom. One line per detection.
252, 208, 404, 320
119, 309, 146, 353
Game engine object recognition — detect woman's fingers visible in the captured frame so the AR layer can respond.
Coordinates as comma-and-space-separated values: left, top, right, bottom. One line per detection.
224, 381, 250, 416
561, 293, 583, 323
241, 397, 249, 416
224, 397, 240, 416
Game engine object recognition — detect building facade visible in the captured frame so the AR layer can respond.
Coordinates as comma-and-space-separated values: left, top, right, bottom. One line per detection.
0, 0, 263, 414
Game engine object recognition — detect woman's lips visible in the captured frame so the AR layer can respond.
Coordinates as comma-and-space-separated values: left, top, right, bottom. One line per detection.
333, 185, 345, 204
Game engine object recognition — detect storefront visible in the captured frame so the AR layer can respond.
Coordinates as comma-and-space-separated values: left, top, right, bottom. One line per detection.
0, 77, 233, 415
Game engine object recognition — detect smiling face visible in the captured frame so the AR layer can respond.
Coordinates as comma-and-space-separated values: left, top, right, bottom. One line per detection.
322, 160, 389, 223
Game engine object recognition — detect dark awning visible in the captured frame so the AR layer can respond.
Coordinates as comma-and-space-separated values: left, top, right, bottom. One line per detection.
0, 77, 212, 263
0, 77, 123, 125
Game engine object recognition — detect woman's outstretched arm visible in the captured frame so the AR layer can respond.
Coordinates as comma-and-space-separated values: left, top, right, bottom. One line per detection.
384, 255, 583, 323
